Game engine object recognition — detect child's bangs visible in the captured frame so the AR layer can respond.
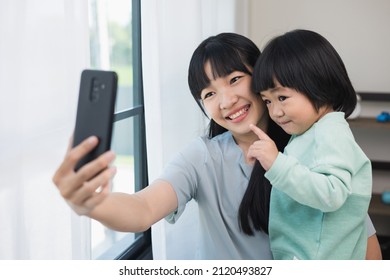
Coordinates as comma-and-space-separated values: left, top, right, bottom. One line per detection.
253, 46, 299, 93
252, 56, 278, 93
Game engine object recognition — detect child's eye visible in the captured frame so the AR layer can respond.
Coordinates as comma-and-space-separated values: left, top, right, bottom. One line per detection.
278, 96, 287, 101
263, 99, 271, 105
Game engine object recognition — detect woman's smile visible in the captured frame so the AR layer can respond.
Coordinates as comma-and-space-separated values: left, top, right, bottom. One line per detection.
226, 104, 250, 122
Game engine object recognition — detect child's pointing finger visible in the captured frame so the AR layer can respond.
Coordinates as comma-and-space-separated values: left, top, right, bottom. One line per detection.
249, 124, 271, 141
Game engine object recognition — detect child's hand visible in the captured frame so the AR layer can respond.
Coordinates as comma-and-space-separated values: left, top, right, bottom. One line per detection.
248, 124, 279, 171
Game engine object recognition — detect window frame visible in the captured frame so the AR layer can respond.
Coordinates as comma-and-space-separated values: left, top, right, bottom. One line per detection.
96, 0, 152, 260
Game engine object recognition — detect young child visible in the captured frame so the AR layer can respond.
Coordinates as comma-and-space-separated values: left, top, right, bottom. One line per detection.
249, 29, 372, 259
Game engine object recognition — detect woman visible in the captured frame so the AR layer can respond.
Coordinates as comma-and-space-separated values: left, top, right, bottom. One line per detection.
53, 33, 381, 259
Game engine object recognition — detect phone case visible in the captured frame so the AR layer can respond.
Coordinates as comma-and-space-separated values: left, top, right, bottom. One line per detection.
73, 69, 118, 171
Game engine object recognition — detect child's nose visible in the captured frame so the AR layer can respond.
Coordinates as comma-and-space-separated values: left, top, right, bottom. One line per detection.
270, 104, 284, 118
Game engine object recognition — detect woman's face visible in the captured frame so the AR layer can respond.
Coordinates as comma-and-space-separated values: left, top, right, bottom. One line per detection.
200, 62, 267, 138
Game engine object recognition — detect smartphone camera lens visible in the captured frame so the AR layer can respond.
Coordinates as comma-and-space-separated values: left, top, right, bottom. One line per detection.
90, 78, 100, 102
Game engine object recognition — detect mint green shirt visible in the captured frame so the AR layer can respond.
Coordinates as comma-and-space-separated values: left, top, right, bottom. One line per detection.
266, 112, 372, 259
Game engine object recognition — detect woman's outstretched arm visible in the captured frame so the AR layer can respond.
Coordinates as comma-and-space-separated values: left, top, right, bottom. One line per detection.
52, 136, 178, 232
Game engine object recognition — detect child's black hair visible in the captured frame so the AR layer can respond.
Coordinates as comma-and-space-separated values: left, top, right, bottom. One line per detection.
253, 29, 357, 117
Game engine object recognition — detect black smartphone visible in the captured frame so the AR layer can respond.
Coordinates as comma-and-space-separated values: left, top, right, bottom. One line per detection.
72, 69, 118, 171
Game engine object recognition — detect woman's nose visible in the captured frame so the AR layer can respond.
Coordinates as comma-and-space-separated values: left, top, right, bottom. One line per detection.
219, 91, 238, 110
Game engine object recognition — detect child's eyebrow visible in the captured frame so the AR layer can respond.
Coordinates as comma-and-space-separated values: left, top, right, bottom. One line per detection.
261, 87, 281, 97
270, 86, 281, 93
260, 92, 271, 99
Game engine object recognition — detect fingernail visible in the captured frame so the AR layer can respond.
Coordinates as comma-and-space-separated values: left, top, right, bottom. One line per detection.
110, 166, 117, 175
88, 136, 98, 144
105, 151, 116, 161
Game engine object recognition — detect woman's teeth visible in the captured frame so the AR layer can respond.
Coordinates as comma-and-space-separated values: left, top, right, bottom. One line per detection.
228, 106, 249, 120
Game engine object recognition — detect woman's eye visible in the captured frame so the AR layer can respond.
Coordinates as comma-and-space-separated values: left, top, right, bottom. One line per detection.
230, 76, 241, 84
202, 92, 214, 100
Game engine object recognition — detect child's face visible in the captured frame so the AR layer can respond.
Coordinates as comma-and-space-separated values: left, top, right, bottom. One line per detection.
260, 81, 331, 135
200, 62, 267, 138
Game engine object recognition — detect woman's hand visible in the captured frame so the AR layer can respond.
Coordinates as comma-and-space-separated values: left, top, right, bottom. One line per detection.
52, 136, 116, 216
247, 124, 279, 171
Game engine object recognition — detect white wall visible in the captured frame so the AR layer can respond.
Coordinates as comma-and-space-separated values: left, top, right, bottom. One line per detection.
248, 0, 390, 95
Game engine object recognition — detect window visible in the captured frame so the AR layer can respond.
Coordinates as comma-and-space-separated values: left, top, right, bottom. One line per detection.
88, 0, 151, 260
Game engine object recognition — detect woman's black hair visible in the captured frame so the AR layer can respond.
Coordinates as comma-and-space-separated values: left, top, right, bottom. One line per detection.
239, 120, 289, 235
253, 29, 357, 118
188, 33, 290, 235
188, 32, 258, 136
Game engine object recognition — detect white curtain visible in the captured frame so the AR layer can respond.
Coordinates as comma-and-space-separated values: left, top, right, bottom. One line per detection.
0, 0, 90, 259
141, 0, 249, 259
